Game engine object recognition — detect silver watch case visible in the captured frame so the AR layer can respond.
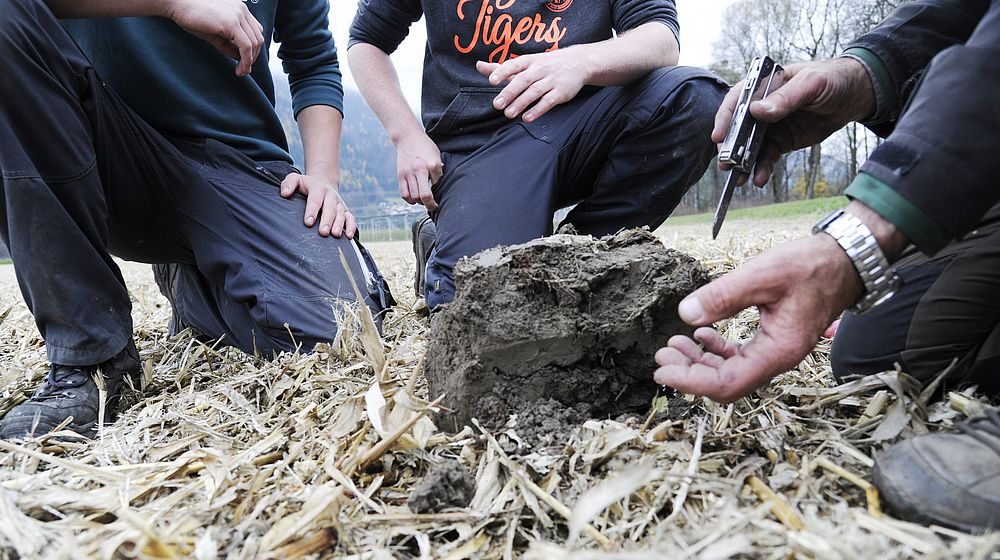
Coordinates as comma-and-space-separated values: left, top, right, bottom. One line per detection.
813, 209, 899, 314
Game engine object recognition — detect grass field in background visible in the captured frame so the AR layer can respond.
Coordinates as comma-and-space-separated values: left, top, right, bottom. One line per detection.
0, 260, 10, 265
357, 197, 849, 243
665, 196, 848, 226
0, 198, 847, 256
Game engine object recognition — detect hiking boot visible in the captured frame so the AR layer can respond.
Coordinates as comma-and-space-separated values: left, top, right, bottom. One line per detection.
0, 340, 141, 440
872, 408, 1000, 532
412, 216, 437, 298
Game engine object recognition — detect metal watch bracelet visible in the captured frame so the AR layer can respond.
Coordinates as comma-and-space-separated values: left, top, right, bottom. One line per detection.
812, 209, 899, 315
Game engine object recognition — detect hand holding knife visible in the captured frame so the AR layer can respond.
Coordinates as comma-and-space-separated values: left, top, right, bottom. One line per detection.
712, 56, 785, 239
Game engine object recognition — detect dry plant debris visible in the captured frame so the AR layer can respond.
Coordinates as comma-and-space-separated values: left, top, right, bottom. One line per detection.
0, 217, 997, 559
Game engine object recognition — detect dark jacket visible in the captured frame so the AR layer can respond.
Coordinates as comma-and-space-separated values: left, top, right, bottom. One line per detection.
843, 0, 999, 254
348, 0, 679, 153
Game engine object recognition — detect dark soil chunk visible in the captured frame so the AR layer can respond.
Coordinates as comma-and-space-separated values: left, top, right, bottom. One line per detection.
502, 398, 587, 454
407, 460, 477, 513
424, 229, 710, 433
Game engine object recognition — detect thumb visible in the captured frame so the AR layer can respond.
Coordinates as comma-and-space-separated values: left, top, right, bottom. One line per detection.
750, 73, 817, 123
711, 85, 743, 143
280, 172, 302, 197
679, 265, 771, 326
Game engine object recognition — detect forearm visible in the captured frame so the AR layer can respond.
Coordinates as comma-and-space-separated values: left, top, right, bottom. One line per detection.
846, 4, 1000, 254
297, 105, 343, 183
574, 22, 679, 87
347, 43, 425, 145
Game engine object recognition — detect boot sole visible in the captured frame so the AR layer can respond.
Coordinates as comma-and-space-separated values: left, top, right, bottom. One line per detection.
0, 415, 97, 440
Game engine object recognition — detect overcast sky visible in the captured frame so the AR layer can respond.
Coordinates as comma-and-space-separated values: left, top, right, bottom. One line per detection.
322, 0, 738, 109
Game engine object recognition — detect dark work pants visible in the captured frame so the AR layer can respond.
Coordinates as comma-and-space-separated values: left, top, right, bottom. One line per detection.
423, 67, 728, 309
832, 205, 1000, 396
0, 0, 391, 365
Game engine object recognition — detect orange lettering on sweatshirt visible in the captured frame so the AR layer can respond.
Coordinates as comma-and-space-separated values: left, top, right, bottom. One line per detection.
454, 0, 567, 63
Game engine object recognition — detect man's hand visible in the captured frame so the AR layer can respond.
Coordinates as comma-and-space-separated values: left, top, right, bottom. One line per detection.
653, 233, 864, 403
474, 21, 678, 122
395, 132, 443, 211
477, 51, 588, 123
164, 0, 264, 77
714, 58, 876, 186
280, 173, 356, 238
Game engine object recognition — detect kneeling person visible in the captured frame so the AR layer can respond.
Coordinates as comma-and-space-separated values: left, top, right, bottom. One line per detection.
0, 0, 392, 440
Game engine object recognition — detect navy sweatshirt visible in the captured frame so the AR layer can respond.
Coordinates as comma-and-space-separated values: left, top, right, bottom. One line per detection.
349, 0, 679, 153
63, 0, 343, 163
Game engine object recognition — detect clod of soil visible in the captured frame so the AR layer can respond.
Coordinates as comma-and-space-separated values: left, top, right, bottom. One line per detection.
424, 228, 711, 434
407, 460, 477, 513
503, 398, 588, 455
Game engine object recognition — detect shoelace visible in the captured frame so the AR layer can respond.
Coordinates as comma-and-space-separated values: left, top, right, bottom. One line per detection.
34, 365, 92, 399
958, 408, 1000, 446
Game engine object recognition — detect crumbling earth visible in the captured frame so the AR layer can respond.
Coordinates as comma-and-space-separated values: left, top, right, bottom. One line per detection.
424, 229, 711, 437
407, 460, 477, 513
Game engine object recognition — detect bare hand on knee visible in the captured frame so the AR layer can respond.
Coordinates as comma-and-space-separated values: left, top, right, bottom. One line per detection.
478, 53, 586, 123
280, 173, 356, 238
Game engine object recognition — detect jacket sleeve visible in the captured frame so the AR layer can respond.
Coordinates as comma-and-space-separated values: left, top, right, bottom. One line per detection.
274, 0, 343, 118
844, 0, 990, 133
844, 1, 1000, 254
347, 0, 423, 55
611, 0, 679, 42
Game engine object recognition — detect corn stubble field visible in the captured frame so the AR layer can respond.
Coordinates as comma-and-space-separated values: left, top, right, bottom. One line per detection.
0, 216, 998, 559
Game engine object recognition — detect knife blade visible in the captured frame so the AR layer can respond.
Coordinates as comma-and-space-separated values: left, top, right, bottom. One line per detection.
712, 169, 748, 240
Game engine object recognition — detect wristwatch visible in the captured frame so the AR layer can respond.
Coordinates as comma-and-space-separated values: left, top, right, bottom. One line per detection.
812, 209, 899, 314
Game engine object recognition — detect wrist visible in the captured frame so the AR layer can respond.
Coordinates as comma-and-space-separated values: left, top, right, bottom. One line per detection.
160, 0, 186, 20
842, 47, 898, 125
386, 112, 428, 147
814, 232, 866, 308
845, 200, 908, 262
390, 125, 427, 148
575, 45, 601, 85
304, 168, 340, 187
840, 57, 877, 123
813, 206, 901, 314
